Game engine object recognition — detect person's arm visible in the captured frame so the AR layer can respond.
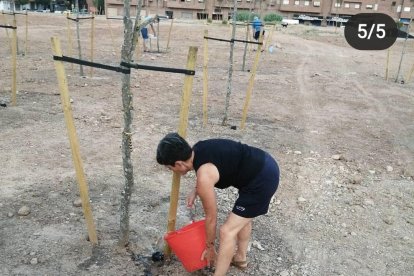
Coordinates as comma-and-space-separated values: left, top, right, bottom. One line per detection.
196, 163, 219, 265
150, 23, 156, 37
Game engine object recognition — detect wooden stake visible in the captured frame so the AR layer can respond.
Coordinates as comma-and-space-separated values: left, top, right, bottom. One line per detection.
90, 16, 95, 77
13, 14, 20, 55
11, 20, 17, 106
50, 37, 98, 244
165, 46, 198, 256
166, 19, 174, 50
203, 30, 209, 127
240, 32, 263, 129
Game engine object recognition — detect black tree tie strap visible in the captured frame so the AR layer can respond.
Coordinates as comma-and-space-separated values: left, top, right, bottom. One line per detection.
53, 55, 130, 74
0, 25, 17, 29
120, 62, 195, 76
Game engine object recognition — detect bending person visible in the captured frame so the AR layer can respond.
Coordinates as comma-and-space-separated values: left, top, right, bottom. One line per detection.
156, 133, 280, 275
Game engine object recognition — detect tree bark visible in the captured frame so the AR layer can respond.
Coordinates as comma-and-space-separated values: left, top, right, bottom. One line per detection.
222, 0, 237, 125
118, 0, 137, 247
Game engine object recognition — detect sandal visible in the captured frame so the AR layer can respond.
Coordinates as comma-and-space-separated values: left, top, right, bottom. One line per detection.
231, 259, 248, 270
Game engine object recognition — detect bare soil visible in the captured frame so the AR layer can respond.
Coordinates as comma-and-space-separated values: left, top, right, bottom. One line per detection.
1, 13, 414, 276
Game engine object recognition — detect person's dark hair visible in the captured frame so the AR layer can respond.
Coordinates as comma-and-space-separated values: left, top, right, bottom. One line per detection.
156, 133, 192, 166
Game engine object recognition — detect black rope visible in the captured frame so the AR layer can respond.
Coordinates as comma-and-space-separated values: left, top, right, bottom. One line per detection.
120, 62, 195, 76
66, 17, 79, 22
53, 55, 130, 74
204, 36, 262, 45
77, 16, 94, 20
66, 16, 94, 22
232, 38, 263, 45
0, 25, 16, 29
204, 36, 233, 43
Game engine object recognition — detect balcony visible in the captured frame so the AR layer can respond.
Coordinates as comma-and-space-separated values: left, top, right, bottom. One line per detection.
166, 0, 207, 10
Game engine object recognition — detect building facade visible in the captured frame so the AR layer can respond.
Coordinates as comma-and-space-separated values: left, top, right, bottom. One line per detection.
105, 0, 413, 22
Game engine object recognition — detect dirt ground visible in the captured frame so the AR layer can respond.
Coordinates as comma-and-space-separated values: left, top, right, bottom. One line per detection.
1, 13, 414, 276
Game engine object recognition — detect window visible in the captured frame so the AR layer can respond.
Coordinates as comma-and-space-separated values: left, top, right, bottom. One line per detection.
355, 3, 360, 8
366, 4, 373, 8
403, 6, 410, 11
313, 1, 320, 6
344, 2, 350, 7
304, 0, 309, 5
294, 0, 299, 5
283, 0, 289, 4
397, 5, 401, 12
334, 2, 341, 7
391, 1, 396, 6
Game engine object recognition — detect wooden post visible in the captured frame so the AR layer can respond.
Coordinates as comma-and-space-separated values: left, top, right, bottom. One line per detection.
203, 30, 209, 127
25, 10, 28, 55
13, 14, 18, 54
385, 47, 391, 81
166, 19, 174, 50
11, 21, 17, 106
164, 46, 198, 256
240, 32, 263, 129
90, 16, 95, 77
50, 37, 98, 244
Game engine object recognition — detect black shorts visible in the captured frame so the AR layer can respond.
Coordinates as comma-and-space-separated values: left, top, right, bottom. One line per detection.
254, 30, 265, 40
232, 153, 279, 218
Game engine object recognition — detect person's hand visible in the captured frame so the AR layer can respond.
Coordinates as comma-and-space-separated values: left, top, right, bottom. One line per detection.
201, 246, 217, 267
186, 188, 197, 208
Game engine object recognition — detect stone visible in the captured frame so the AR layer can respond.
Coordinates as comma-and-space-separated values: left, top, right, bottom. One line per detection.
386, 166, 393, 172
294, 151, 302, 155
280, 270, 289, 276
18, 206, 31, 216
30, 258, 38, 265
331, 154, 342, 160
73, 198, 82, 207
7, 212, 14, 218
297, 197, 307, 202
252, 240, 265, 250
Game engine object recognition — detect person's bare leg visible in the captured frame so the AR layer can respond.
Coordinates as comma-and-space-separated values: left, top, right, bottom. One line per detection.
233, 221, 252, 264
213, 213, 252, 276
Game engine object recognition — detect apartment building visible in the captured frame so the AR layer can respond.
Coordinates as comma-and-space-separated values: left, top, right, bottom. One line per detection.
105, 0, 413, 22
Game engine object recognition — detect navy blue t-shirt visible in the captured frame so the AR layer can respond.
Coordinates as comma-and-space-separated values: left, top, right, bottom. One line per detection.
192, 139, 266, 189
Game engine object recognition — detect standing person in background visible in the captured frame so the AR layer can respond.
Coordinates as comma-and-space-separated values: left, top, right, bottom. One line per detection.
156, 133, 280, 275
252, 16, 265, 42
141, 16, 157, 52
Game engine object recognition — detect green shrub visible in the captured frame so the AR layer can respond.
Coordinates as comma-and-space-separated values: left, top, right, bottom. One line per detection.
235, 12, 260, 22
207, 18, 212, 23
264, 13, 283, 22
222, 19, 228, 24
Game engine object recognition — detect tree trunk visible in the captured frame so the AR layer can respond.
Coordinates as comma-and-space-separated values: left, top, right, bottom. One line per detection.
118, 0, 135, 247
222, 0, 237, 125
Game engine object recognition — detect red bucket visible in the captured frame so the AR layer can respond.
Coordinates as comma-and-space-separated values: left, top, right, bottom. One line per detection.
164, 219, 208, 272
